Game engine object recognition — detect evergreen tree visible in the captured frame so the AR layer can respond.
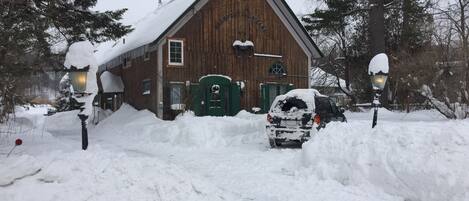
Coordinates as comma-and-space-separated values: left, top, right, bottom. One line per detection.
0, 0, 132, 120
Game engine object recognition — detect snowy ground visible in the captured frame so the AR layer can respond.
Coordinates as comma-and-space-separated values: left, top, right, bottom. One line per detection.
0, 105, 468, 201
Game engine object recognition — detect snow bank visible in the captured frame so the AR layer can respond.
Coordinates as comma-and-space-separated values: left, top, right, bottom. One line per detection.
0, 155, 42, 187
301, 121, 469, 201
0, 148, 233, 201
45, 110, 81, 134
93, 104, 265, 149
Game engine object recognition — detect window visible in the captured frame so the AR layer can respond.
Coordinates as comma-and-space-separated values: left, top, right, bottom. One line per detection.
261, 83, 293, 112
144, 51, 151, 61
170, 83, 185, 110
269, 62, 287, 76
268, 84, 288, 108
123, 58, 132, 68
142, 79, 151, 95
168, 39, 184, 65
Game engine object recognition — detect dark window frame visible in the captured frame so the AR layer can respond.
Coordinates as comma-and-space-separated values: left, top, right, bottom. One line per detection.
269, 62, 287, 76
123, 57, 132, 68
142, 79, 151, 95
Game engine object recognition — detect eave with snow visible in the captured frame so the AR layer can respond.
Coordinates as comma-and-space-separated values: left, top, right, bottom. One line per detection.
95, 0, 323, 120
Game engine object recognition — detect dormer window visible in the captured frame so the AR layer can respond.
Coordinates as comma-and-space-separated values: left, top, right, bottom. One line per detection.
168, 39, 184, 66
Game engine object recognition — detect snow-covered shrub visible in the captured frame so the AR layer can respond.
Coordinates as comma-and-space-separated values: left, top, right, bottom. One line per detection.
420, 85, 467, 119
54, 73, 81, 112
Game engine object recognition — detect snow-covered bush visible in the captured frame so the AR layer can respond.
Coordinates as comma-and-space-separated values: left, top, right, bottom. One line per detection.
54, 73, 82, 112
420, 85, 468, 119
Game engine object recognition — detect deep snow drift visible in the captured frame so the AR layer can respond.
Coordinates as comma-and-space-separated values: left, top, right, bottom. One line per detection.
1, 105, 468, 201
302, 113, 469, 201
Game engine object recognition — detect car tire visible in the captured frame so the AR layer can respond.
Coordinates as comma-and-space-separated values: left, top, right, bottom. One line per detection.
269, 138, 281, 148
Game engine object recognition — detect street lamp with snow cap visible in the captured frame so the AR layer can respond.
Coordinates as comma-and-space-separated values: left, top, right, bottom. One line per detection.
368, 53, 389, 128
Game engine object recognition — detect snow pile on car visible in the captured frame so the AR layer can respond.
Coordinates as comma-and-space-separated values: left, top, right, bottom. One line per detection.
301, 119, 469, 201
270, 89, 321, 113
94, 104, 266, 149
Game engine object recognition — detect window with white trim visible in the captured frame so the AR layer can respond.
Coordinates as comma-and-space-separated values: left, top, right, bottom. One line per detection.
170, 83, 185, 110
168, 39, 184, 65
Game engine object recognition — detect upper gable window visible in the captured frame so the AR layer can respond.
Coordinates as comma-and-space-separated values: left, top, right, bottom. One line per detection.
123, 57, 132, 68
168, 39, 184, 66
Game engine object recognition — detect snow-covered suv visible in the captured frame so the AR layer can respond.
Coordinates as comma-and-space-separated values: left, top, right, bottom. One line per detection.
266, 89, 346, 148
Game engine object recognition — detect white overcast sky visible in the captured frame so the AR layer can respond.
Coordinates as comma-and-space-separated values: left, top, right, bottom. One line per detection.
93, 0, 320, 26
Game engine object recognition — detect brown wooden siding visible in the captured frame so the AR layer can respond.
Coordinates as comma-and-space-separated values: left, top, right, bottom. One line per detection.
162, 0, 309, 118
104, 51, 160, 114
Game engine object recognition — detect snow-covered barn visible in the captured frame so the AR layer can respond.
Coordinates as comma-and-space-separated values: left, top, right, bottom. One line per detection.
97, 0, 322, 120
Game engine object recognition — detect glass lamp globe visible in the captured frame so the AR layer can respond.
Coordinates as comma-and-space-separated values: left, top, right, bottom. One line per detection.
70, 71, 88, 93
371, 73, 388, 91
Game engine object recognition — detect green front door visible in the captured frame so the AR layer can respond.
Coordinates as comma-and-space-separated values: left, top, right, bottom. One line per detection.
195, 75, 240, 117
203, 84, 226, 116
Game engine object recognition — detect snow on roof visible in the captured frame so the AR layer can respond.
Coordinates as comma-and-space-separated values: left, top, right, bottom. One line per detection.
95, 0, 196, 65
368, 53, 389, 75
284, 0, 320, 16
100, 71, 125, 93
311, 68, 346, 87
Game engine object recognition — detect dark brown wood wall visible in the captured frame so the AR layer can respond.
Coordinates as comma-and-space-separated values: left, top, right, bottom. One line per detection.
105, 51, 159, 114
163, 0, 309, 115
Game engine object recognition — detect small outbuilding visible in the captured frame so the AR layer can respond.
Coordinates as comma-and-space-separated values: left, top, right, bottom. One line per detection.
98, 71, 125, 111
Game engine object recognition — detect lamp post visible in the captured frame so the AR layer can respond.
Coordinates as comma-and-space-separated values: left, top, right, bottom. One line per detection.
368, 53, 389, 128
65, 65, 90, 150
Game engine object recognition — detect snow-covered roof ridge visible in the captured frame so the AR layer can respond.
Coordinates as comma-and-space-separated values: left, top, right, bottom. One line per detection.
96, 0, 197, 65
311, 67, 346, 88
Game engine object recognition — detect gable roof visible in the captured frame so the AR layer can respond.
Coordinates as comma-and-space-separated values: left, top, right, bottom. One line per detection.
97, 0, 323, 68
96, 0, 197, 66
